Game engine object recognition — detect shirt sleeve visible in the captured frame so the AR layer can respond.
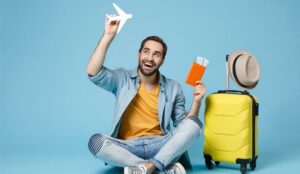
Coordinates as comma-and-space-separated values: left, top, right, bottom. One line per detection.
88, 66, 123, 95
171, 83, 188, 127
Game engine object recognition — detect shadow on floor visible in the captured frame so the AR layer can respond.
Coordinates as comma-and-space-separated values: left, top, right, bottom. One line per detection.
96, 166, 123, 174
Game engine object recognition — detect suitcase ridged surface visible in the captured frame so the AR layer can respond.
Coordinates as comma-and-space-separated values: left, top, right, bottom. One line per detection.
204, 93, 258, 164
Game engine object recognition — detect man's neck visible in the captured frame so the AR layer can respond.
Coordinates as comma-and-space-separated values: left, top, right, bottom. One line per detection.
138, 69, 159, 88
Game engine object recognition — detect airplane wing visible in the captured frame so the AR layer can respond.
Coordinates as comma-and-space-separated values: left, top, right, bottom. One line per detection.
117, 19, 127, 33
113, 3, 126, 16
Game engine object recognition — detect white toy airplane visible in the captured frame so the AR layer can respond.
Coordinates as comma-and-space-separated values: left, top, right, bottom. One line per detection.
106, 3, 133, 33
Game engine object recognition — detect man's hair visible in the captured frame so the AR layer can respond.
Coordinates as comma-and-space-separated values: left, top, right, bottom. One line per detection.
139, 36, 167, 59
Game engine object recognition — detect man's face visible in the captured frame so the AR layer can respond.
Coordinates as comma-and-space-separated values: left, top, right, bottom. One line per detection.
138, 40, 164, 77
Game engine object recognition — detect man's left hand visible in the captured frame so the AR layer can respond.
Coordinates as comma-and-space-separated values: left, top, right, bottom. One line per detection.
193, 81, 206, 103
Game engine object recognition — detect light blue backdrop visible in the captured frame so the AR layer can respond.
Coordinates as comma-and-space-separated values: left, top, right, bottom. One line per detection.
1, 0, 300, 173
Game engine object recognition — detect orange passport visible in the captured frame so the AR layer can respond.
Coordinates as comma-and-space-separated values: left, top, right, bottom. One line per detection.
185, 62, 206, 87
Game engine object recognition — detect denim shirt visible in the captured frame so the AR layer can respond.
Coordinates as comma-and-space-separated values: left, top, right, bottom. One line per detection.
89, 66, 188, 138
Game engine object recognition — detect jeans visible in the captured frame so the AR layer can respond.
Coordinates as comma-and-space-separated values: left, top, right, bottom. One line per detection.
88, 116, 202, 171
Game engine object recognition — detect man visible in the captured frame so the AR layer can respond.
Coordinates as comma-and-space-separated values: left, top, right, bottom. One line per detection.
87, 18, 206, 174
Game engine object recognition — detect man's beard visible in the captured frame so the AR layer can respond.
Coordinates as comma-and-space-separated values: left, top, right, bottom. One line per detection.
138, 60, 161, 77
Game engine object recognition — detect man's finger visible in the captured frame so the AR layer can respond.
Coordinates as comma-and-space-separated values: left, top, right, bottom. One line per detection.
195, 84, 204, 89
195, 80, 203, 84
195, 81, 205, 88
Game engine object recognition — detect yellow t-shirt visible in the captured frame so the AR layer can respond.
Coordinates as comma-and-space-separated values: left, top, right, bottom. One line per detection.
118, 83, 163, 140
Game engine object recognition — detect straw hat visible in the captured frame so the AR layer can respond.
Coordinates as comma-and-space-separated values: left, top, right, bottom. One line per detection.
228, 50, 260, 90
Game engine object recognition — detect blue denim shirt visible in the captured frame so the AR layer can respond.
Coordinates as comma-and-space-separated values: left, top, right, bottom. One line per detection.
89, 66, 188, 138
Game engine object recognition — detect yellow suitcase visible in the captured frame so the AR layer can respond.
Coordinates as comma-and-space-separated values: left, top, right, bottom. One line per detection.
204, 90, 259, 174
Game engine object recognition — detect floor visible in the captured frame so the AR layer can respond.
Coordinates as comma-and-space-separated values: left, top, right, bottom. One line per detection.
1, 141, 299, 174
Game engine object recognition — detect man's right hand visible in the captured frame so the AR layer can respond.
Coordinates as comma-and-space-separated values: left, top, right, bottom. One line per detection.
104, 17, 120, 36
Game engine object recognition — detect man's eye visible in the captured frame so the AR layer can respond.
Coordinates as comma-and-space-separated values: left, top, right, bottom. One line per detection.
154, 53, 161, 57
143, 50, 149, 54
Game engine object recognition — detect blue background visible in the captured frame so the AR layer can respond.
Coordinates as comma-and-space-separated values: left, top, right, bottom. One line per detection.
1, 0, 300, 173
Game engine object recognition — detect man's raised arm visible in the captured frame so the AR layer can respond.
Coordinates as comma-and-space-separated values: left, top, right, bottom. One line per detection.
86, 18, 120, 77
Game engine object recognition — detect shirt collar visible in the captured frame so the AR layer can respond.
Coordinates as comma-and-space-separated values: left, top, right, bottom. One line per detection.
129, 67, 166, 90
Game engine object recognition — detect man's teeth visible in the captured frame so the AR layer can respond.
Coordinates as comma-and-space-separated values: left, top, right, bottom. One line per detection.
144, 63, 153, 67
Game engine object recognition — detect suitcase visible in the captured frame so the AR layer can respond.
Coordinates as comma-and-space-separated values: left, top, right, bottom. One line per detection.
203, 55, 259, 174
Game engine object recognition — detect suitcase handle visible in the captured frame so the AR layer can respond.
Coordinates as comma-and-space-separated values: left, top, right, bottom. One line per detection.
218, 90, 249, 94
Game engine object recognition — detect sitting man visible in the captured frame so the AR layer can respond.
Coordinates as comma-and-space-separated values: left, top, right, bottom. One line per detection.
87, 18, 206, 174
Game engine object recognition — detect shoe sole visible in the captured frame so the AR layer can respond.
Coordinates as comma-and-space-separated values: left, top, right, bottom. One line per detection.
124, 167, 129, 174
175, 163, 186, 174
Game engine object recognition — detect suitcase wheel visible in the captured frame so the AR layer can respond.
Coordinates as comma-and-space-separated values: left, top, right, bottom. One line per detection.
240, 161, 247, 174
250, 159, 256, 170
204, 155, 213, 169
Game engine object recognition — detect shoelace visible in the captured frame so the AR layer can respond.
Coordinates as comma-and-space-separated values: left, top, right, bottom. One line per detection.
164, 168, 175, 174
131, 165, 147, 174
132, 171, 143, 174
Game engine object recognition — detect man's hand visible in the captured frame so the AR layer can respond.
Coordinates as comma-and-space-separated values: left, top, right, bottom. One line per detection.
193, 81, 206, 103
187, 81, 206, 117
104, 17, 120, 36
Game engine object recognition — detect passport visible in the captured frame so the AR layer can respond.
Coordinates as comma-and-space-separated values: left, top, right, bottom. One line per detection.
185, 57, 209, 87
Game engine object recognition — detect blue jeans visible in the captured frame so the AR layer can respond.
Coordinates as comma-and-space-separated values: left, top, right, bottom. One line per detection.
88, 116, 202, 171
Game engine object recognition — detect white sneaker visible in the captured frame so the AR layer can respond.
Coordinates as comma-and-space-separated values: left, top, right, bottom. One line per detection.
124, 164, 148, 174
161, 163, 186, 174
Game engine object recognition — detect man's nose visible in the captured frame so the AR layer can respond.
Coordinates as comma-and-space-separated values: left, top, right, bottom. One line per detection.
146, 54, 154, 61
150, 55, 155, 60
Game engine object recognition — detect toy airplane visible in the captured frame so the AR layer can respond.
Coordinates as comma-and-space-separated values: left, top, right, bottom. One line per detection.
106, 3, 133, 33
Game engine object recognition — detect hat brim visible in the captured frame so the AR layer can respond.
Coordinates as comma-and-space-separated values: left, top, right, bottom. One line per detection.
228, 50, 260, 90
